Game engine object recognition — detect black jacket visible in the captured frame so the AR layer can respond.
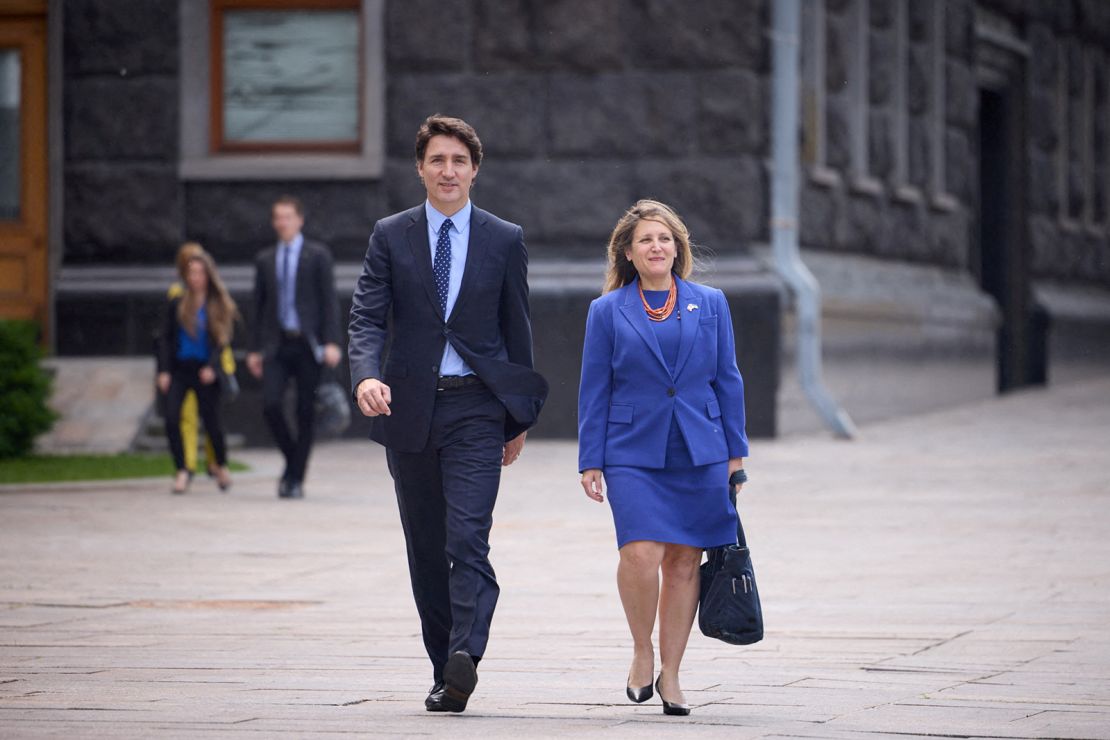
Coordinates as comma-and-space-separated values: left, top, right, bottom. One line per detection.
348, 204, 548, 451
249, 238, 343, 359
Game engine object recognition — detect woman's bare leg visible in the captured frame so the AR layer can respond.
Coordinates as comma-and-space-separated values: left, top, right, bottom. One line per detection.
617, 540, 665, 688
657, 543, 702, 703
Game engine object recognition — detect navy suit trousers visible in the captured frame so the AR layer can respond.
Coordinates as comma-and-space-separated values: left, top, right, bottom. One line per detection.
385, 383, 506, 680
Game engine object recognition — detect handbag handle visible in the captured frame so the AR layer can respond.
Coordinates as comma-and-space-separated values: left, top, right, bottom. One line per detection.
729, 486, 748, 548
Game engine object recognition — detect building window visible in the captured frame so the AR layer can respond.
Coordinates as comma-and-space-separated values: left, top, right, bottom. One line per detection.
1097, 50, 1109, 227
800, 0, 839, 186
0, 49, 20, 220
928, 1, 954, 208
212, 0, 361, 153
1058, 41, 1084, 229
180, 0, 384, 180
1084, 48, 1107, 229
847, 0, 880, 193
890, 0, 917, 199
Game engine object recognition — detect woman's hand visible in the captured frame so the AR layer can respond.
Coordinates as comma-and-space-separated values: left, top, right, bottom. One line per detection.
156, 372, 171, 394
581, 469, 605, 503
728, 457, 745, 493
198, 366, 217, 385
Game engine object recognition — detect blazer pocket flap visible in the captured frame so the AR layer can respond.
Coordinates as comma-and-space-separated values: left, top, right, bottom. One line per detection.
706, 399, 722, 419
699, 315, 718, 326
384, 362, 408, 378
608, 403, 634, 424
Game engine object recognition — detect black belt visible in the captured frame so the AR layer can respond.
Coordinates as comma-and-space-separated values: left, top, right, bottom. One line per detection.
281, 329, 303, 340
436, 375, 483, 391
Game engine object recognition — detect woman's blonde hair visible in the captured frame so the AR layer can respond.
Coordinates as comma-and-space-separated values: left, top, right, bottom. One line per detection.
178, 247, 239, 347
602, 199, 695, 294
175, 241, 205, 280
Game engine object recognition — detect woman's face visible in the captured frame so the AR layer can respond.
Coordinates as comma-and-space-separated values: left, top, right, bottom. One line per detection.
625, 218, 676, 284
185, 259, 208, 294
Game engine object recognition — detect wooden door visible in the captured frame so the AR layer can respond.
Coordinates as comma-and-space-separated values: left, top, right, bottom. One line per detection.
0, 9, 48, 337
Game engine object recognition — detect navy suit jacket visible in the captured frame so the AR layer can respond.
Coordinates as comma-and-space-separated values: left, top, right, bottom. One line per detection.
577, 276, 748, 472
348, 204, 548, 452
249, 239, 342, 360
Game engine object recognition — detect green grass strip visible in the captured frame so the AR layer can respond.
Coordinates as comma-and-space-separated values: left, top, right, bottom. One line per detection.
0, 453, 249, 485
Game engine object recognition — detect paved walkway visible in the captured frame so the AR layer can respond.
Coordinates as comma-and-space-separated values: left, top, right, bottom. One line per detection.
2, 378, 1109, 738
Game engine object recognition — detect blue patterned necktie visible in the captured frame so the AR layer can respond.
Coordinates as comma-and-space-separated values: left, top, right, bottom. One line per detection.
433, 219, 453, 315
281, 243, 295, 324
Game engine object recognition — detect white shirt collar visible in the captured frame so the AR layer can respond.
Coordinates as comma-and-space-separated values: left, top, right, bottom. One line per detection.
279, 233, 304, 250
425, 200, 472, 235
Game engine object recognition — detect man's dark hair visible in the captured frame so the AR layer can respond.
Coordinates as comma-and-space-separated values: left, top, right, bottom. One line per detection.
415, 114, 483, 168
273, 194, 304, 217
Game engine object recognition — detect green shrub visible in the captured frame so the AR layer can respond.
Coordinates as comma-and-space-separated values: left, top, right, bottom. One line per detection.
0, 321, 57, 459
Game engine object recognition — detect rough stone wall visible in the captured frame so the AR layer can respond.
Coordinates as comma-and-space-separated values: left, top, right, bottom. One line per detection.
63, 0, 771, 266
63, 0, 182, 265
1010, 0, 1110, 287
384, 0, 771, 262
798, 0, 976, 271
60, 0, 1110, 288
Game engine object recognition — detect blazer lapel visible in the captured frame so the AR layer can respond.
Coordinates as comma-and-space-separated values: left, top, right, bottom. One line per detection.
446, 208, 490, 323
268, 247, 282, 325
618, 281, 669, 376
672, 276, 699, 380
405, 208, 444, 320
291, 243, 305, 309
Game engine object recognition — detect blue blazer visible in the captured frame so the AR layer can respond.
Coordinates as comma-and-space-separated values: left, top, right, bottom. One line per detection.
578, 276, 748, 471
348, 204, 548, 452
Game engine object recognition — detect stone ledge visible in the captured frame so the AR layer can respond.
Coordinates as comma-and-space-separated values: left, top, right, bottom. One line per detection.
754, 246, 999, 330
53, 259, 784, 439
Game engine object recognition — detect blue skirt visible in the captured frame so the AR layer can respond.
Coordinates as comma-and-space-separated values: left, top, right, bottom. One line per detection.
605, 418, 738, 550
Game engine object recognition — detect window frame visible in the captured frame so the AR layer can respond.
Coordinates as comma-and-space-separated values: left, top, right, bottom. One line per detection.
179, 0, 384, 181
209, 0, 363, 155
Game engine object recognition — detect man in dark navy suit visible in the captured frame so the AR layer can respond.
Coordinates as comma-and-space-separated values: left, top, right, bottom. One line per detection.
247, 195, 343, 499
348, 115, 547, 712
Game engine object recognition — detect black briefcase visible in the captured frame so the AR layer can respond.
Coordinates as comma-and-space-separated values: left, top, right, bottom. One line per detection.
698, 487, 763, 645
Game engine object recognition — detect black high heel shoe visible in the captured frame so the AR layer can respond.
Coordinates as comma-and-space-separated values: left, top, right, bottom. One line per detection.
625, 675, 653, 703
655, 676, 691, 716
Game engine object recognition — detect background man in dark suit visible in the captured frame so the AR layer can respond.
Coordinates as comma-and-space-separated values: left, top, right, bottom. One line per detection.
247, 195, 342, 499
348, 115, 547, 713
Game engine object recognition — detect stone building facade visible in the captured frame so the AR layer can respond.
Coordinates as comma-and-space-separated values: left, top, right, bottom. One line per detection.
3, 0, 1107, 441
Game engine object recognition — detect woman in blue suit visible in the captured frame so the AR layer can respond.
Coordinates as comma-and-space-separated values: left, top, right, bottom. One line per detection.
579, 200, 748, 717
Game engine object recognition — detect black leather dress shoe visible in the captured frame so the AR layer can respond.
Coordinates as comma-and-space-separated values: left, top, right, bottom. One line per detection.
279, 481, 304, 499
424, 680, 445, 710
429, 651, 477, 713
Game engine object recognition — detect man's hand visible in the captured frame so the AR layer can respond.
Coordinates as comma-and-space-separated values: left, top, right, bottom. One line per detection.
356, 378, 392, 417
247, 352, 263, 379
156, 372, 171, 395
198, 366, 217, 385
581, 468, 605, 502
502, 431, 526, 467
323, 343, 341, 368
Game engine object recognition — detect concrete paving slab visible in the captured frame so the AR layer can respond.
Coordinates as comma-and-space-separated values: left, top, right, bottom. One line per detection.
2, 377, 1109, 738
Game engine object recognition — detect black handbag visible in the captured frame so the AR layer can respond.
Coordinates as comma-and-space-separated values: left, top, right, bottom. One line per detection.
314, 378, 351, 438
698, 486, 763, 645
217, 367, 240, 401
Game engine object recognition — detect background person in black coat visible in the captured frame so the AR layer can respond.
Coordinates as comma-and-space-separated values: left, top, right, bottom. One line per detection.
348, 115, 547, 713
157, 248, 238, 494
246, 195, 342, 499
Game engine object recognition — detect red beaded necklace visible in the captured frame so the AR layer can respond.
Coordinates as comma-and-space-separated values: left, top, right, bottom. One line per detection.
639, 277, 677, 322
